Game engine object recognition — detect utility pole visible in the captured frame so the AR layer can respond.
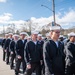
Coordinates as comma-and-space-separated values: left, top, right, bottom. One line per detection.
3, 25, 5, 37
52, 0, 55, 25
41, 0, 56, 26
26, 19, 31, 35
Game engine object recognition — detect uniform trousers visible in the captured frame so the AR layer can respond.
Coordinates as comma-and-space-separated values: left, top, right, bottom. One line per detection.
65, 63, 75, 75
6, 50, 10, 64
3, 49, 6, 61
10, 53, 16, 69
25, 62, 41, 75
15, 58, 26, 75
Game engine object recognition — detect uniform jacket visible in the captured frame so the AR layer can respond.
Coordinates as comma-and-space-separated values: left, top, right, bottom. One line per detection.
16, 39, 27, 59
25, 40, 42, 63
9, 40, 17, 54
43, 40, 65, 75
1, 39, 6, 48
64, 41, 75, 66
38, 40, 44, 60
4, 38, 12, 51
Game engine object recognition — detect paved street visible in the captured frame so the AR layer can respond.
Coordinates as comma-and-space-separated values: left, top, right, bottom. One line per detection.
0, 46, 15, 75
0, 46, 36, 75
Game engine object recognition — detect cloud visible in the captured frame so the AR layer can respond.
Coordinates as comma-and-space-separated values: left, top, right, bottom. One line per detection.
31, 9, 75, 29
0, 9, 75, 33
0, 13, 12, 23
0, 0, 7, 3
60, 10, 75, 23
9, 20, 25, 25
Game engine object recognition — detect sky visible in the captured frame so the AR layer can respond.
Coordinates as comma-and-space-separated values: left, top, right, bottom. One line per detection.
0, 0, 75, 32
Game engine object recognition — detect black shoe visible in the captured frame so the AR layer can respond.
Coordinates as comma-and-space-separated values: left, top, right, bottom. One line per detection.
15, 74, 19, 75
3, 59, 5, 61
10, 67, 14, 70
15, 73, 19, 75
18, 70, 21, 73
6, 62, 9, 65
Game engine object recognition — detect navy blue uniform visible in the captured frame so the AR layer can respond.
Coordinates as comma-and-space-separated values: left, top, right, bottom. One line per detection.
25, 40, 42, 75
43, 40, 65, 75
15, 39, 27, 75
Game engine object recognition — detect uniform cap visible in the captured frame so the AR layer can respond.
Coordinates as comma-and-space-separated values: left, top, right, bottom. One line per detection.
50, 26, 61, 31
31, 31, 38, 34
8, 33, 13, 35
68, 32, 75, 36
13, 34, 19, 37
46, 33, 50, 36
59, 35, 64, 38
38, 34, 42, 37
20, 32, 28, 35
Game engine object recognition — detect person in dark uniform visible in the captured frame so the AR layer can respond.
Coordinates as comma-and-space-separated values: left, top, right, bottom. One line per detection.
9, 34, 19, 69
59, 35, 64, 44
25, 31, 42, 75
46, 32, 51, 40
15, 32, 27, 75
37, 34, 44, 75
58, 35, 65, 50
43, 26, 65, 75
4, 33, 13, 64
1, 34, 9, 61
64, 32, 75, 75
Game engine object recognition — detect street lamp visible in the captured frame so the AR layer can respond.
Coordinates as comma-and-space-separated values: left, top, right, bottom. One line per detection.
41, 5, 53, 11
41, 0, 55, 25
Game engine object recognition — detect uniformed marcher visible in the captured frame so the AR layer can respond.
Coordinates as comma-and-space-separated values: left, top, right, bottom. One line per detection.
1, 34, 9, 61
25, 31, 42, 75
59, 35, 65, 50
37, 34, 44, 75
4, 33, 13, 64
9, 34, 19, 69
46, 32, 51, 40
15, 32, 27, 75
59, 35, 64, 43
37, 34, 44, 50
43, 26, 65, 75
64, 32, 75, 75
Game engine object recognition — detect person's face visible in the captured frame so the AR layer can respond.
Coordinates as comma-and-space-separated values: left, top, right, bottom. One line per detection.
20, 34, 25, 39
9, 34, 13, 38
5, 35, 8, 38
14, 36, 18, 40
38, 36, 42, 40
32, 34, 37, 40
51, 30, 60, 40
70, 36, 75, 42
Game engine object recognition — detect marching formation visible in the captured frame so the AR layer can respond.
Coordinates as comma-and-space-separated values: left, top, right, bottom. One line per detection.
1, 26, 75, 75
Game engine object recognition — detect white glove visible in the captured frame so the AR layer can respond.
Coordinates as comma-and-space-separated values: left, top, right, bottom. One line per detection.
11, 51, 13, 54
5, 50, 6, 52
17, 55, 21, 59
27, 63, 31, 69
